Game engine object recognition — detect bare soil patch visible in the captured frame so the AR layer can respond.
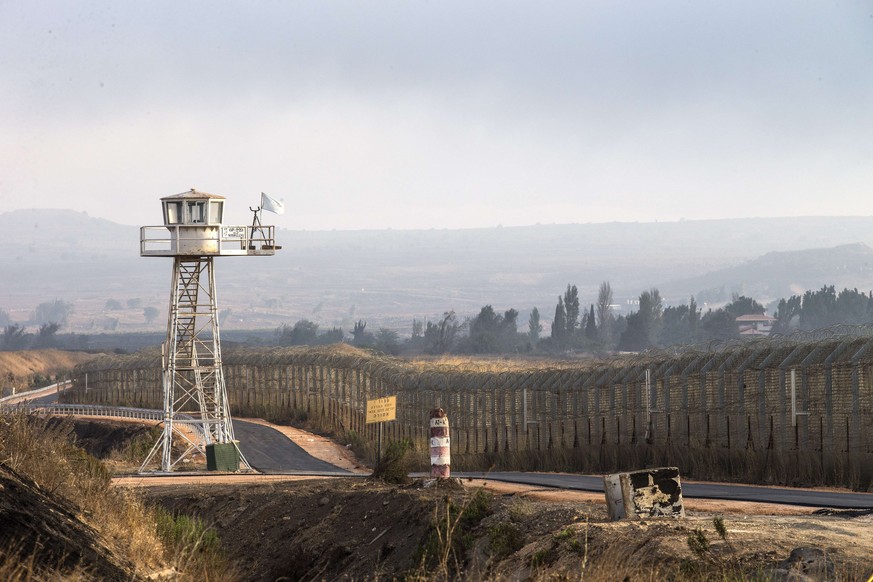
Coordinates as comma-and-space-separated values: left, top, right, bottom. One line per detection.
140, 477, 873, 581
49, 415, 872, 580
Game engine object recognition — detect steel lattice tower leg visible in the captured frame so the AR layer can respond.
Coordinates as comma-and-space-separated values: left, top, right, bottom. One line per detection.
140, 257, 251, 472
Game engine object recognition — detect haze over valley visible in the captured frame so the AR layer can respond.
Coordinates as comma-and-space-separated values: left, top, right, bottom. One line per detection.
4, 209, 873, 337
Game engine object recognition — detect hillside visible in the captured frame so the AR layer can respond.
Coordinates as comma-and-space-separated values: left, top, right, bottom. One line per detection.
4, 210, 873, 334
662, 243, 873, 306
0, 349, 98, 395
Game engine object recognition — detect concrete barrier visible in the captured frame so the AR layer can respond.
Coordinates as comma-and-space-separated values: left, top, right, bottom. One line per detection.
603, 466, 685, 520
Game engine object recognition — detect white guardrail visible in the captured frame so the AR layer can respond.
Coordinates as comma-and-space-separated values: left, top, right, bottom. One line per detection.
0, 398, 207, 442
0, 380, 70, 403
0, 403, 164, 420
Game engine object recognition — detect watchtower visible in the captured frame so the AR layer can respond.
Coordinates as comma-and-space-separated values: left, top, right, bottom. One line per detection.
139, 189, 280, 472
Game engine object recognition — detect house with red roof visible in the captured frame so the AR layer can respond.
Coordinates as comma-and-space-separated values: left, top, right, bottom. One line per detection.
736, 313, 777, 336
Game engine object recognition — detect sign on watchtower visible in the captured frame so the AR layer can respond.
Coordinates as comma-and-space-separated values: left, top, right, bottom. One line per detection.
138, 189, 281, 473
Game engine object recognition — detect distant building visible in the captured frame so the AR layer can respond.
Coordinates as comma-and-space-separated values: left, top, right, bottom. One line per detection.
736, 313, 777, 336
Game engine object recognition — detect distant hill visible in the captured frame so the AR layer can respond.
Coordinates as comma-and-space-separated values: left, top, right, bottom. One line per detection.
3, 209, 873, 334
661, 243, 873, 308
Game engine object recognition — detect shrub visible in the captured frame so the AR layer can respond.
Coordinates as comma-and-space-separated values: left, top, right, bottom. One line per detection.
371, 438, 415, 484
488, 523, 523, 558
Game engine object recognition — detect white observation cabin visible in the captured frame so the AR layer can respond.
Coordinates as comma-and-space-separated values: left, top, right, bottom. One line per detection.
141, 189, 279, 256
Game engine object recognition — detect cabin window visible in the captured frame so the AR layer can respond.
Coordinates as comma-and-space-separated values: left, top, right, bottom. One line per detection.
209, 201, 223, 224
188, 201, 206, 224
165, 202, 182, 224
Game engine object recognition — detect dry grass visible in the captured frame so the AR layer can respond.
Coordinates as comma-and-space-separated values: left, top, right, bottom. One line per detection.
405, 355, 605, 373
0, 349, 98, 387
0, 413, 164, 573
0, 412, 234, 581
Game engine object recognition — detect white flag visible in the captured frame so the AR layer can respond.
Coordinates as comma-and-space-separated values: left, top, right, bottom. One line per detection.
260, 192, 285, 215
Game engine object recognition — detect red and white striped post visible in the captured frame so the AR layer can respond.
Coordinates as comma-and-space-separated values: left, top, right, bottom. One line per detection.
430, 408, 450, 478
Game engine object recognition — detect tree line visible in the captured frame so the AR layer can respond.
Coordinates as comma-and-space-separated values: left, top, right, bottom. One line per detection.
8, 285, 873, 356
271, 283, 873, 356
0, 297, 168, 351
0, 300, 74, 351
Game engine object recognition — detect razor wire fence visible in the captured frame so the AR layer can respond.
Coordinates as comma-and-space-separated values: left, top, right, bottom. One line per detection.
67, 330, 873, 488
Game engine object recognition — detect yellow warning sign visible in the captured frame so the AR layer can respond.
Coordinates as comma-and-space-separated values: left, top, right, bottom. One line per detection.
366, 396, 397, 424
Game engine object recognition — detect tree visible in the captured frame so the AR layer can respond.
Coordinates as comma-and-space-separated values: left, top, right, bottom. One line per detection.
661, 305, 691, 346
618, 288, 663, 351
0, 309, 11, 328
585, 304, 597, 340
563, 284, 580, 338
689, 296, 700, 340
411, 319, 423, 339
835, 288, 872, 324
470, 305, 501, 336
724, 294, 765, 318
424, 311, 460, 354
661, 297, 701, 346
105, 299, 124, 311
467, 305, 511, 353
319, 327, 345, 344
2, 325, 28, 351
352, 320, 368, 344
499, 308, 521, 352
551, 296, 566, 344
276, 319, 319, 345
33, 322, 60, 348
800, 286, 838, 330
772, 295, 802, 335
596, 281, 613, 347
700, 309, 739, 342
143, 306, 160, 324
126, 298, 143, 309
32, 300, 73, 326
528, 307, 542, 344
375, 328, 401, 355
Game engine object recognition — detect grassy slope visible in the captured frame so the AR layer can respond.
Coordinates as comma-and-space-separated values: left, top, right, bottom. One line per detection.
0, 349, 99, 382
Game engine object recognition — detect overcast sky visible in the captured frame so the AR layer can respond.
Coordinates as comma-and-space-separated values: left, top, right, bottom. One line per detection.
2, 1, 872, 229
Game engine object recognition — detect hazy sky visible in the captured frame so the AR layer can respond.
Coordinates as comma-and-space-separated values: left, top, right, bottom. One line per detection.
2, 1, 872, 229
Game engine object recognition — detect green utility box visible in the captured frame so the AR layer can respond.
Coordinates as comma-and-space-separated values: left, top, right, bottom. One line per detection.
205, 442, 240, 471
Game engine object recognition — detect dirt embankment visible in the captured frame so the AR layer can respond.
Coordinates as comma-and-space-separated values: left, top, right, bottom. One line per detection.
13, 415, 871, 581
140, 477, 873, 581
0, 462, 136, 580
69, 415, 871, 581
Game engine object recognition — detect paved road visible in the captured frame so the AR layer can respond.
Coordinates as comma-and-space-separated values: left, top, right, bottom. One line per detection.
15, 389, 349, 474
233, 420, 351, 474
452, 471, 873, 509
28, 392, 63, 406
12, 390, 873, 508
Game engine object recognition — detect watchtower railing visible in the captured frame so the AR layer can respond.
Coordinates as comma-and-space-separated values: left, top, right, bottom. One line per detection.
140, 224, 278, 256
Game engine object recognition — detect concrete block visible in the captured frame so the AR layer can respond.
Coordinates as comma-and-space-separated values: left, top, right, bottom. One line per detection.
603, 466, 685, 520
